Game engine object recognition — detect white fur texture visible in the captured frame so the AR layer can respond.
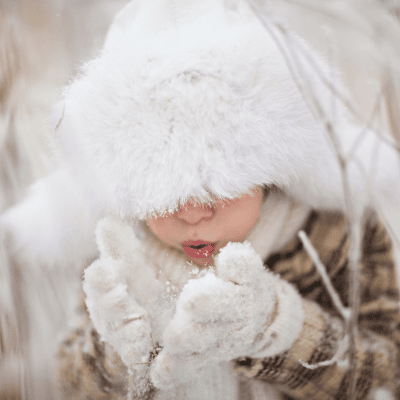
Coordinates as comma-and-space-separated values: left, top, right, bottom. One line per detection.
80, 215, 305, 392
83, 216, 169, 394
150, 241, 302, 389
248, 278, 304, 358
52, 0, 400, 220
0, 169, 98, 271
83, 255, 153, 369
152, 362, 241, 400
86, 217, 174, 345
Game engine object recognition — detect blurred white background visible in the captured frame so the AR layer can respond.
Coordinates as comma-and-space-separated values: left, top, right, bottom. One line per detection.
0, 1, 399, 399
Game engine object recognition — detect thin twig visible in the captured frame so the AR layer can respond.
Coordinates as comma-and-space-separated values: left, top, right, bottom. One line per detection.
345, 83, 386, 163
271, 13, 400, 154
300, 334, 349, 370
243, 3, 364, 396
291, 31, 400, 153
352, 155, 400, 306
264, 14, 363, 397
298, 229, 351, 372
127, 334, 157, 400
298, 231, 350, 321
54, 102, 65, 134
131, 333, 158, 365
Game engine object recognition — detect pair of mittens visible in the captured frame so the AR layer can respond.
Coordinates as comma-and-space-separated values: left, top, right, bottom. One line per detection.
150, 241, 280, 389
84, 217, 304, 392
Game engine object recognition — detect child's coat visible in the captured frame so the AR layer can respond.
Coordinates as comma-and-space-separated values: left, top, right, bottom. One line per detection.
56, 202, 399, 399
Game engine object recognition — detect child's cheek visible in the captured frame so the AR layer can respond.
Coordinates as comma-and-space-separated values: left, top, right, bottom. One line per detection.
147, 216, 182, 248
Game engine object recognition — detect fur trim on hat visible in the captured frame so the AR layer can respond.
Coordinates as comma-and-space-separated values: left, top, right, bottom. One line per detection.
54, 0, 399, 219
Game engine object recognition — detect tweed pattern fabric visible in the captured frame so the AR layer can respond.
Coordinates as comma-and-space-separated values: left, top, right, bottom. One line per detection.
236, 212, 400, 399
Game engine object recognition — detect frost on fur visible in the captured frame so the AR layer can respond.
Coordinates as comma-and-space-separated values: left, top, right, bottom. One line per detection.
83, 217, 159, 370
84, 216, 182, 373
96, 216, 142, 260
56, 5, 359, 220
83, 259, 153, 369
151, 241, 282, 389
215, 241, 265, 284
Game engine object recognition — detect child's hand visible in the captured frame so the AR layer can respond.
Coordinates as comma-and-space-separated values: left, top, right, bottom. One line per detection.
150, 241, 304, 389
83, 217, 154, 373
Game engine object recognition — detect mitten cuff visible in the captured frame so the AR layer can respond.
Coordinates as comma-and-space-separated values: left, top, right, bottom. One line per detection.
249, 278, 304, 358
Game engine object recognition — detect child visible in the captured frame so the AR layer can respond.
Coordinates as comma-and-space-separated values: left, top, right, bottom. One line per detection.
1, 0, 400, 399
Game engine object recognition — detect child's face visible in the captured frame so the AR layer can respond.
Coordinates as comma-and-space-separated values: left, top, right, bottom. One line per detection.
147, 188, 263, 266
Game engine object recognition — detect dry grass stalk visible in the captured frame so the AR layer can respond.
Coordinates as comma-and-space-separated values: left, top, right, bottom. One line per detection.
298, 231, 350, 321
298, 230, 350, 370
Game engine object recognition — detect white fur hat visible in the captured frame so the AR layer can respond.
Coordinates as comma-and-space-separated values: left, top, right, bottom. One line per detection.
54, 0, 400, 220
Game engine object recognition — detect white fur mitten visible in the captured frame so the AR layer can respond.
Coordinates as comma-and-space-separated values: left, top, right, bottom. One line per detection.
151, 241, 304, 389
83, 217, 161, 377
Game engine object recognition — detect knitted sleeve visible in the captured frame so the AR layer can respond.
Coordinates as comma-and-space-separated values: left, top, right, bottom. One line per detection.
235, 212, 400, 399
57, 297, 156, 400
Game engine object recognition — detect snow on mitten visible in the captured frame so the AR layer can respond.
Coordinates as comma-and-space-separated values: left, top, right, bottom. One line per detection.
83, 217, 156, 378
151, 241, 304, 389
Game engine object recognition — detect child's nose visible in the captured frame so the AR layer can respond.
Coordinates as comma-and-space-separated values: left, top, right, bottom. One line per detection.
176, 203, 214, 225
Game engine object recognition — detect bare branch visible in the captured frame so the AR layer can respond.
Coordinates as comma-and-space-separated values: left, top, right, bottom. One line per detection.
244, 3, 366, 396
127, 333, 158, 399
300, 334, 349, 370
298, 231, 350, 321
345, 83, 386, 163
54, 102, 65, 134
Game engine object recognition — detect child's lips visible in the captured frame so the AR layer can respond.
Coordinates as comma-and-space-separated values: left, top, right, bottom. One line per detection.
182, 240, 216, 259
